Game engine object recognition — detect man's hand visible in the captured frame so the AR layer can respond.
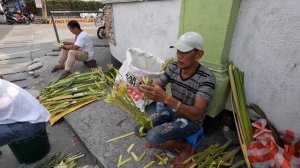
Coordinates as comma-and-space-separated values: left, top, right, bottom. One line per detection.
63, 41, 73, 45
139, 83, 167, 102
62, 44, 80, 51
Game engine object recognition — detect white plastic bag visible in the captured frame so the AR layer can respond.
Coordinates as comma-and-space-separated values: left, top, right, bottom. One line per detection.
116, 48, 164, 111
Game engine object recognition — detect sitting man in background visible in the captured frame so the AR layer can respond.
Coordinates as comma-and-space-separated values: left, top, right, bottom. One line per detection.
0, 79, 50, 150
139, 32, 215, 167
51, 20, 95, 79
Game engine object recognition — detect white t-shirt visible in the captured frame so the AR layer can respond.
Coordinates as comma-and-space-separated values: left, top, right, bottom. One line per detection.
74, 31, 94, 61
0, 79, 50, 124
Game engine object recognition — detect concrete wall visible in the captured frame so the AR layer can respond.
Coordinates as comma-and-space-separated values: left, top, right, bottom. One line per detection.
109, 0, 181, 62
229, 0, 300, 131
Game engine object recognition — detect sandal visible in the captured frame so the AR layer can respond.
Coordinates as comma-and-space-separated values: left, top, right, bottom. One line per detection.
59, 70, 72, 80
51, 65, 64, 73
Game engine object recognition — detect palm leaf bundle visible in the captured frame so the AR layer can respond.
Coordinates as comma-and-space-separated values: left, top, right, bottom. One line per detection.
34, 152, 85, 168
103, 66, 153, 129
105, 81, 153, 129
228, 63, 252, 167
161, 57, 175, 71
181, 141, 245, 168
39, 67, 115, 124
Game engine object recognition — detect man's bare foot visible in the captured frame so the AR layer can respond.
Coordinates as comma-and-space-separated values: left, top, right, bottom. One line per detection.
171, 144, 194, 168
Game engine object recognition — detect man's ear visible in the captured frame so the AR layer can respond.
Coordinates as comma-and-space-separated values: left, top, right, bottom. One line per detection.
196, 50, 204, 60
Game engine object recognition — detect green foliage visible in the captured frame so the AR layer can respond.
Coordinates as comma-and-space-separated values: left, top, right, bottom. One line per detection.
25, 0, 41, 14
25, 0, 103, 14
46, 0, 103, 11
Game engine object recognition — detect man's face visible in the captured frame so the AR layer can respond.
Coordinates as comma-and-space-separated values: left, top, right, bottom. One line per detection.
68, 26, 76, 35
176, 49, 203, 69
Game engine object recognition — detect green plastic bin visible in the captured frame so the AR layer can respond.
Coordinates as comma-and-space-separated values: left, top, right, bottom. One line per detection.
8, 128, 50, 164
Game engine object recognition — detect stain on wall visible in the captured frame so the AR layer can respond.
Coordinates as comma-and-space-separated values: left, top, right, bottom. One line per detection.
104, 4, 116, 45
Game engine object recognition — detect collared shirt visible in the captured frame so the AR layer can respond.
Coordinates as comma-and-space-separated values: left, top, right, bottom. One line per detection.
0, 79, 50, 124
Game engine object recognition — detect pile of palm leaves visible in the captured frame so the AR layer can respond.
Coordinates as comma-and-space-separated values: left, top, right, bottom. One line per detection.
181, 141, 245, 168
32, 152, 97, 168
39, 68, 108, 115
39, 66, 117, 125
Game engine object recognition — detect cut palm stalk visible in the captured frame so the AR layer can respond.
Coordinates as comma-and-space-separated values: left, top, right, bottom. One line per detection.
161, 57, 175, 71
117, 157, 131, 168
182, 152, 202, 164
230, 160, 246, 168
141, 76, 153, 111
218, 146, 241, 164
229, 64, 252, 145
144, 161, 156, 168
228, 64, 253, 168
187, 144, 219, 165
198, 141, 232, 168
158, 157, 168, 165
217, 160, 222, 168
231, 95, 251, 168
130, 152, 138, 161
153, 153, 167, 165
187, 162, 197, 168
35, 152, 84, 168
233, 66, 252, 143
118, 155, 122, 165
105, 82, 152, 129
137, 151, 146, 162
127, 144, 135, 153
106, 131, 135, 143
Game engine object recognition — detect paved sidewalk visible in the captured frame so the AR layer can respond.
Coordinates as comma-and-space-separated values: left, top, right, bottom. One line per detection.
0, 23, 108, 168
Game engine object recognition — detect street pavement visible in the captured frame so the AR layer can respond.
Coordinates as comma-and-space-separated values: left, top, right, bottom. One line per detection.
0, 23, 241, 168
0, 23, 106, 168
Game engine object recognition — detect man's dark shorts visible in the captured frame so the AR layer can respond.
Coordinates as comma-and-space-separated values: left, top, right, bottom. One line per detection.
146, 106, 202, 147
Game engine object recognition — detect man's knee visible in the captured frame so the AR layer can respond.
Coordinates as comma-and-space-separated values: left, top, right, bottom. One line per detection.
68, 50, 77, 57
146, 129, 163, 147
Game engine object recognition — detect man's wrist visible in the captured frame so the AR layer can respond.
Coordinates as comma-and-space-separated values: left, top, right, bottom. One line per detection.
164, 95, 181, 111
162, 94, 170, 105
63, 45, 69, 50
175, 101, 181, 111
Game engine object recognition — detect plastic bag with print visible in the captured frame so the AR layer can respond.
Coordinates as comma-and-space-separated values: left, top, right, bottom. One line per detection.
115, 48, 164, 111
247, 119, 300, 168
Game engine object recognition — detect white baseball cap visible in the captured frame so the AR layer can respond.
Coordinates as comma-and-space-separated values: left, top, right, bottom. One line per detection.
172, 32, 204, 52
